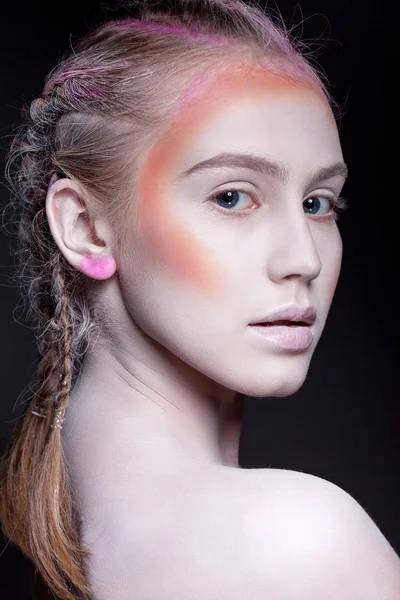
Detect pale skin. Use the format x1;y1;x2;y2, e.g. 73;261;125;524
46;63;400;599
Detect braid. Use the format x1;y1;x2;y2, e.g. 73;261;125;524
31;260;73;430
51;262;73;428
1;47;98;600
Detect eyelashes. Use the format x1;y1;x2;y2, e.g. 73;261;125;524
332;195;349;220
206;187;349;220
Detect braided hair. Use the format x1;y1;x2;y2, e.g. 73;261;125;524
0;1;337;598
1;74;101;600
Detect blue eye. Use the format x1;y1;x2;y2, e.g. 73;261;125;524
304;195;349;220
211;189;253;211
303;196;331;216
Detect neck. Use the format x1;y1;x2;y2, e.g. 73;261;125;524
66;338;245;470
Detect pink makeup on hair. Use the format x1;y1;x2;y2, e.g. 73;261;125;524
122;19;229;48
80;255;116;280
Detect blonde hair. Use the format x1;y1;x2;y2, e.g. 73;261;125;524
0;1;338;598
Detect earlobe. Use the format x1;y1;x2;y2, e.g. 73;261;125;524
80;255;117;280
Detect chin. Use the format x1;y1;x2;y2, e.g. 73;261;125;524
236;357;311;398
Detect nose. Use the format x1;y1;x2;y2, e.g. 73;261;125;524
266;212;322;284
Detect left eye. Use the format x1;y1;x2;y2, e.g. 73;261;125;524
303;196;332;216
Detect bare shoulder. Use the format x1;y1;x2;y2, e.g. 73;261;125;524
82;464;400;600
238;467;400;600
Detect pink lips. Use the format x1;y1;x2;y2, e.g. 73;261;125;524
248;303;316;350
249;323;314;351
249;304;317;327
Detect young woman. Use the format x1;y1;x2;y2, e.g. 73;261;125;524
1;1;399;599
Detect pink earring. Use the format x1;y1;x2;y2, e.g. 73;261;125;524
80;255;117;280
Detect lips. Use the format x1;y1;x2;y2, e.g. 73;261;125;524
249;304;317;326
254;320;307;326
249;320;314;350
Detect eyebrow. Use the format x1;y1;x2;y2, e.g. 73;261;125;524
178;152;348;187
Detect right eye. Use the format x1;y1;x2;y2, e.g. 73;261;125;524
207;188;257;213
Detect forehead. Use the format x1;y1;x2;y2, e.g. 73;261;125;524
143;64;339;182
172;61;330;125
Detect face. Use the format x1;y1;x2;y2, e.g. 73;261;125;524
118;63;346;397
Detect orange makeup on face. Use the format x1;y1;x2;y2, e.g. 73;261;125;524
135;63;326;300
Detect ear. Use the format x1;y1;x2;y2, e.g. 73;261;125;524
45;178;116;279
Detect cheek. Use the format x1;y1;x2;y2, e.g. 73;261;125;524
135;152;226;301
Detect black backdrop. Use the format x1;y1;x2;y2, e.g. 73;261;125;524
0;1;398;598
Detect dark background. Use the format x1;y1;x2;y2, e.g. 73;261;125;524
0;0;397;598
